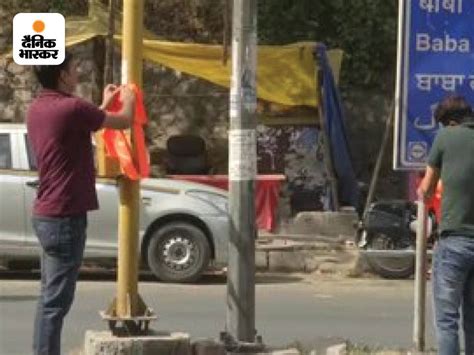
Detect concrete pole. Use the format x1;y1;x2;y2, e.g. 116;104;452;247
116;0;143;318
226;0;258;343
413;199;427;351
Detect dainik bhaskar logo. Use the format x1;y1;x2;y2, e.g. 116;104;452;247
13;13;65;65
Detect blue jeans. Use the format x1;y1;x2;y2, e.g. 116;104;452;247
433;235;474;355
32;214;87;355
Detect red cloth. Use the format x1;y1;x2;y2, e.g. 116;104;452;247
415;174;442;221
168;175;285;231
103;84;150;180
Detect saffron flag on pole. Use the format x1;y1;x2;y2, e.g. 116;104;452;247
103;84;150;180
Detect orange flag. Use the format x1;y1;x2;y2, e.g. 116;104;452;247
103;84;150;180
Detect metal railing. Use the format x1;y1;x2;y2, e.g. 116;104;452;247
413;199;428;351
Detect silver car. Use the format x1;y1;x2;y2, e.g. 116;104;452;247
0;123;229;282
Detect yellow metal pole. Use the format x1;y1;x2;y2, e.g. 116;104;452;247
116;0;143;318
101;0;155;332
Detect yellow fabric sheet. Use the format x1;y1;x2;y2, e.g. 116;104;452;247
140;39;342;107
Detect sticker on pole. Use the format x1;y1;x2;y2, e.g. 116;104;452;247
13;13;65;65
229;129;257;181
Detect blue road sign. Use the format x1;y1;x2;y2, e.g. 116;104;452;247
394;0;474;170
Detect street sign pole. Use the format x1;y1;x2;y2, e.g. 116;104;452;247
225;0;260;348
101;0;155;333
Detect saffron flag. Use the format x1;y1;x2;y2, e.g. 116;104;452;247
103;84;150;180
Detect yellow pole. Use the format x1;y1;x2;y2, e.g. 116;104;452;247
116;0;143;318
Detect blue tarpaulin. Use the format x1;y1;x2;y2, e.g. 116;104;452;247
315;44;360;211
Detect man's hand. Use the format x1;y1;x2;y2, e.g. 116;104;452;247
417;186;431;202
120;85;136;106
100;84;120;110
417;166;440;201
101;85;137;130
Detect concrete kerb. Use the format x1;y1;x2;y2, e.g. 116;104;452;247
81;332;306;355
192;338;226;355
192;337;302;355
325;342;347;355
289;211;359;237
255;238;361;276
83;330;191;355
255;210;363;276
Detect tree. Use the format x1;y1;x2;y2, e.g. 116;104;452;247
257;0;398;92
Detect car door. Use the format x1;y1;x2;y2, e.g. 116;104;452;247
23;133;119;257
86;179;120;255
0;131;28;250
22;132;41;250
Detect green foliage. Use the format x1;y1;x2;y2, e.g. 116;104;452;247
257;0;398;92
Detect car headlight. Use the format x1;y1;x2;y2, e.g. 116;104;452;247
186;190;228;214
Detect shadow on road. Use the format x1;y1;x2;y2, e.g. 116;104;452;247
193;273;304;285
0;295;38;302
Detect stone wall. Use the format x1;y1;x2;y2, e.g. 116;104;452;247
0;0;98;121
0;1;45;122
0;40;104;122
140;61;230;177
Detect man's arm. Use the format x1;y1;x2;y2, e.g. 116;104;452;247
100;85;136;130
417;165;440;201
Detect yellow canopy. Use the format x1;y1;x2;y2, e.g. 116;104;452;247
140;39;342;107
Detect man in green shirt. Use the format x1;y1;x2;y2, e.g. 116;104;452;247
418;95;474;355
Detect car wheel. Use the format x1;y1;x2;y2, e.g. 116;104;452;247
146;222;210;283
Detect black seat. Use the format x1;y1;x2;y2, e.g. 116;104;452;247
165;135;210;174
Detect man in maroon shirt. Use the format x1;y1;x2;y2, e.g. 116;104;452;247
26;52;136;355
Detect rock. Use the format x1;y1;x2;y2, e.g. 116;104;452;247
0;84;13;102
7;62;27;76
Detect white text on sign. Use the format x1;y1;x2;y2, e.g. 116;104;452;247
416;33;470;53
419;0;463;14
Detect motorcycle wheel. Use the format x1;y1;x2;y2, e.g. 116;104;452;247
365;233;415;279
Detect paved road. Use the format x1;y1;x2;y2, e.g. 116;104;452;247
0;271;436;354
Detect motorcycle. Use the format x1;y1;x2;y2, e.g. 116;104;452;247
356;200;437;279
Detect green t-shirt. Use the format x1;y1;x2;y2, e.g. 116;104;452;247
428;123;474;236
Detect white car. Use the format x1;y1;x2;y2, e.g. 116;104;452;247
0;123;229;282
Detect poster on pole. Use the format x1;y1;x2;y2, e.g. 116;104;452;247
229;129;257;181
394;0;474;170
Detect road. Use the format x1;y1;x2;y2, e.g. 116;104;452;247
0;271;436;354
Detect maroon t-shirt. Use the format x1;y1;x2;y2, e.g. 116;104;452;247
26;89;105;217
